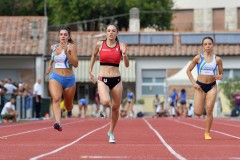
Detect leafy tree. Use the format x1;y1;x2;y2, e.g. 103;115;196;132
219;77;240;109
0;0;173;31
0;0;44;16
47;0;173;31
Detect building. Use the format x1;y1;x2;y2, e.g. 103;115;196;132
0;16;47;92
172;0;240;31
1;1;240;115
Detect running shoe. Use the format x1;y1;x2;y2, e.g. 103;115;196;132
204;132;212;140
3;119;9;123
100;111;106;118
108;131;116;143
67;111;72;118
54;122;62;131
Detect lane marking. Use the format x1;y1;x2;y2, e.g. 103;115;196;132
214;121;240;128
0;120;51;128
143;118;187;160
29;123;110;160
80;155;127;159
189;118;240;128
172;119;240;140
0;120;87;139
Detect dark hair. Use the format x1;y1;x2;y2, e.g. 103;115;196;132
58;26;74;43
106;24;119;42
181;89;185;93
202;36;214;45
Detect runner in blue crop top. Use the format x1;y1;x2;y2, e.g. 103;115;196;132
186;36;223;140
45;26;78;132
125;88;135;118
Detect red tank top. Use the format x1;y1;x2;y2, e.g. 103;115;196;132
99;40;122;67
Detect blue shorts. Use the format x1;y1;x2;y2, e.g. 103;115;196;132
49;72;75;89
80;99;87;105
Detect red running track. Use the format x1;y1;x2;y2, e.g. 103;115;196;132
0;117;239;160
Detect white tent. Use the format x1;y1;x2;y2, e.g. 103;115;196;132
166;61;198;85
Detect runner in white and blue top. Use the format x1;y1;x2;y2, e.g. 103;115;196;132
45;26;78;132
197;53;217;76
186;36;223;140
51;43;73;69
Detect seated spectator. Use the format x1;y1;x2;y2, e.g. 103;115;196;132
152;94;160;118
78;98;88;118
1;98;18;123
188;103;194;117
156;101;168;117
60;100;67;118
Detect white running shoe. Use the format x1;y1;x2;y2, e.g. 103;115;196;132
108;131;116;143
100;111;106;118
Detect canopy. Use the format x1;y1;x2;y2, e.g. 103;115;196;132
166;61;198;85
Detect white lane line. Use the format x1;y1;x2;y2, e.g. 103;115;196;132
189;118;240;128
172;119;240;140
29;123;110;160
229;157;240;159
143;118;187;160
214;121;240;128
0;120;85;139
80;155;127;159
0;120;52;128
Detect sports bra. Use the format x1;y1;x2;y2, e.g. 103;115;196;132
127;92;134;100
51;44;72;69
99;40;122;67
197;53;217;75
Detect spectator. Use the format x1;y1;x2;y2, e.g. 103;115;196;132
179;89;187;117
60;99;67;118
25;86;33;119
125;88;135;118
168;88;179;117
156;101;168;117
3;78;17;102
188;103;194;117
0;86;7;112
33;78;42;118
1;98;18;123
152;94;160;118
78;98;88;118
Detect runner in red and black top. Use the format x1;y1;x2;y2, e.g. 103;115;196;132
89;24;129;143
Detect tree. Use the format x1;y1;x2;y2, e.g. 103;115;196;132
0;0;173;31
47;0;173;31
0;0;44;16
219;77;240;109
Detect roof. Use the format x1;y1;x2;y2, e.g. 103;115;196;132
0;16;47;56
47;31;240;57
0;16;239;57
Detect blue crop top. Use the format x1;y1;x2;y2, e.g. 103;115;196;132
51;44;72;69
197;53;217;75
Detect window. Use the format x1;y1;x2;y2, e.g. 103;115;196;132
222;69;240;80
142;69;166;95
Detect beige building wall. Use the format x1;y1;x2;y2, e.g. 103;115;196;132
225;7;238;30
173;0;240;31
172;10;194;31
